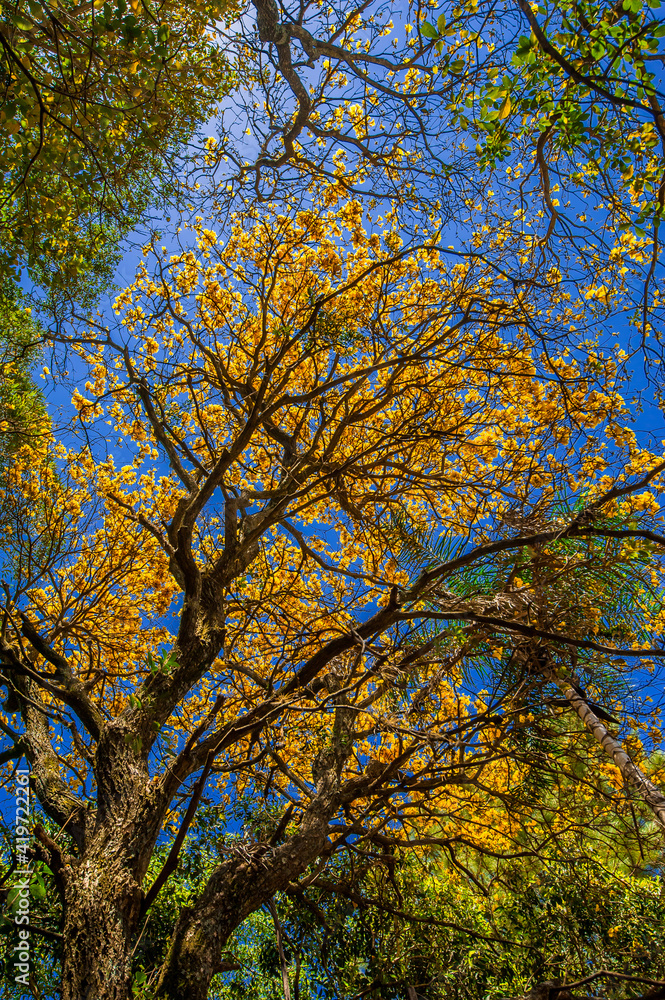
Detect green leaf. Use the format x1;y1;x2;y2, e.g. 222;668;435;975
421;21;438;39
30;874;46;900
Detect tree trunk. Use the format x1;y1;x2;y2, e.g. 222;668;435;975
554;673;665;836
155;853;277;1000
155;699;353;998
61;852;142;1000
62;852;141;1000
155;903;228;1000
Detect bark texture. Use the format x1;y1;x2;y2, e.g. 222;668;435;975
60;723;155;1000
555;675;665;835
61;855;142;1000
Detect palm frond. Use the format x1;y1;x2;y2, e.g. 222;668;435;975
387;508;466;580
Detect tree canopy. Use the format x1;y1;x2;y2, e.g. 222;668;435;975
0;0;237;297
2;1;665;999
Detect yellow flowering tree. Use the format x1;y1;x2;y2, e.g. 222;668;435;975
1;195;665;999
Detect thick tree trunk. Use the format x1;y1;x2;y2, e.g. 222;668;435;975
155;903;227;1000
60;724;151;1000
61;852;142;1000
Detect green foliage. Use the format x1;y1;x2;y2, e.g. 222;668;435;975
0;287;45;463
388;508;467;582
213;850;665;999
419;0;665;231
0;819;62;1000
3;797;664;998
0;0;238;299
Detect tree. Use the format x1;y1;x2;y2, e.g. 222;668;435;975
0;285;53;614
0;0;237;298
0;286;46;463
2;189;665;999
194;0;665;391
6;799;663;999
209;0;665;244
217;847;665;1000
